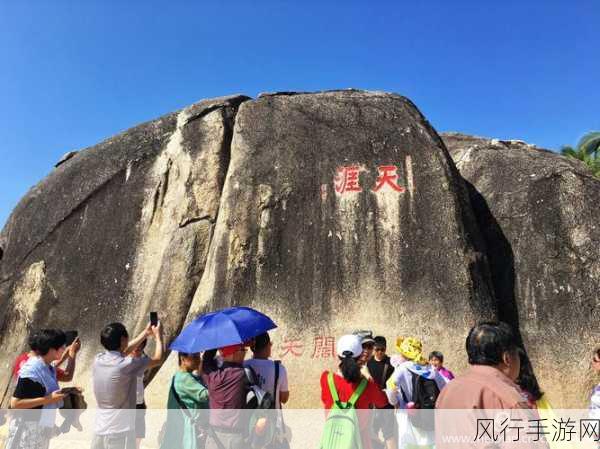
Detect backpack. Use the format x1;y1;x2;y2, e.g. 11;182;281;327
401;371;440;430
411;371;440;410
245;366;275;409
245;366;280;449
320;372;368;449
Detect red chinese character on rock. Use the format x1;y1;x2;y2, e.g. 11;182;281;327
335;166;363;194
279;340;304;358
373;165;405;192
312;336;336;359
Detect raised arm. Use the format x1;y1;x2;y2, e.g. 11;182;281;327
147;322;164;369
57;337;81;382
125;324;152;355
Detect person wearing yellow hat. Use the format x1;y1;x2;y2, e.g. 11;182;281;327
385;337;449;449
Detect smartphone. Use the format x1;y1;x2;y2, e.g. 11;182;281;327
150;312;158;327
64;331;78;346
58;387;79;395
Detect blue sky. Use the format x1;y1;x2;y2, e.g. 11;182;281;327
1;1;599;227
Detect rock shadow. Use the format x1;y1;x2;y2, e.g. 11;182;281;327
463;180;523;347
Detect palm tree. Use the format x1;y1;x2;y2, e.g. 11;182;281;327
561;131;600;178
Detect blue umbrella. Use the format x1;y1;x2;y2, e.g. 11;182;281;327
169;306;277;353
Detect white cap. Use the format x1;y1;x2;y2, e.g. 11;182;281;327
336;334;363;358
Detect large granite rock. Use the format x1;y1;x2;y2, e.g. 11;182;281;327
0;94;249;405
443;132;600;408
0;91;498;407
186;92;497;405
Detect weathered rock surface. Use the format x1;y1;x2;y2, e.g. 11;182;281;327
0;94;249;405
0;91;500;407
185;92;497;405
443;132;600;408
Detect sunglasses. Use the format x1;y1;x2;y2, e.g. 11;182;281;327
374;347;386;352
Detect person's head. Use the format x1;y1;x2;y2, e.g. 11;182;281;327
336;334;363;383
429;351;444;369
219;344;247;364
132;338;147;358
516;348;543;401
592;348;600;374
178;352;201;372
29;329;67;363
466;321;520;381
100;322;129;353
353;330;375;367
395;336;427;365
251;333;272;359
373;336;387;361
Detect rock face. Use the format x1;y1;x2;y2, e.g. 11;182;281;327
0;94;248;405
443;132;600;408
1;90;497;407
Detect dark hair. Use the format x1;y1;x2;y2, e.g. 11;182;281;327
516;348;543;401
100;323;128;351
595;348;600;359
466;321;519;366
429;351;444;363
178;352;200;366
252;333;270;353
374;336;387;348
178;352;190;365
339;351;362;383
29;329;67;356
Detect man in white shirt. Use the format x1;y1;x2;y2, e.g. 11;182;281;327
91;321;163;449
244;333;289;408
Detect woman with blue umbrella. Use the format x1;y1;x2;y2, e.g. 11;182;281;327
169;306;277;449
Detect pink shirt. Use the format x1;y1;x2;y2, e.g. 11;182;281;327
438;366;455;381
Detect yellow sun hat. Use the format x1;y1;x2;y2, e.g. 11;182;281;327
395;336;427;365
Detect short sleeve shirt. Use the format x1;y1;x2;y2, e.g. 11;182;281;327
243;359;289;408
320;371;389;449
92;351;150;435
12;352;64;380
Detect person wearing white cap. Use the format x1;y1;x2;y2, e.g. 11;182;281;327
320;335;390;449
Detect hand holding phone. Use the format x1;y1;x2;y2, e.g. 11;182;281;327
150;312;158;327
57;387;80;395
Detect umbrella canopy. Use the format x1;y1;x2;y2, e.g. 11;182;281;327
169;306;277;353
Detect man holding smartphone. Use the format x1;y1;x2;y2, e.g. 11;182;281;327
91;318;164;449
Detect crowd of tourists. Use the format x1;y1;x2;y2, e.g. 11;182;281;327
3;319;600;449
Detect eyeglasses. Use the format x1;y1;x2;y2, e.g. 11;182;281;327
374;348;386;352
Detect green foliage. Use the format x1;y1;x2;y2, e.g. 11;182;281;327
561;131;600;178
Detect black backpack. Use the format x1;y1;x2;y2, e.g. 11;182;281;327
400;372;440;430
411;372;440;409
244;366;275;409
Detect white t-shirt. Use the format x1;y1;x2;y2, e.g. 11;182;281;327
243;358;289;409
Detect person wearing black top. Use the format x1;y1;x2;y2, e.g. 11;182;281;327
7;329;71;449
367;337;394;389
367;336;396;449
